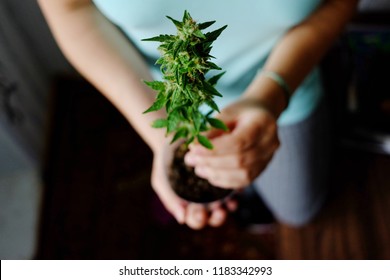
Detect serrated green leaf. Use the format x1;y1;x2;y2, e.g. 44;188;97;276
175;68;180;83
205;25;228;43
207;118;228;131
207;71;225;86
155;57;165;65
203;81;222;97
171;127;189;143
165;99;172;113
189;45;203;58
203;41;213;50
142;34;174;42
205;99;220;113
144;80;165;91
183;10;191;22
192;110;202;132
206;61;222;70
166;16;183;29
167;109;180;132
197;134;213;149
200;121;208;132
205;110;213;117
173;40;183;59
166;41;175;51
152;119;168;128
179;108;189;121
198;20;216;30
194;29;206;39
143;94;166;113
182;74;188;89
185;136;195;146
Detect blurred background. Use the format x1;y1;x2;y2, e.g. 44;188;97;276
0;0;390;260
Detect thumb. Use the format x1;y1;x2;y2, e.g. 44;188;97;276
151;153;187;224
205;109;237;140
153;179;186;224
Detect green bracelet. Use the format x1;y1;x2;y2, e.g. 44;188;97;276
262;70;292;107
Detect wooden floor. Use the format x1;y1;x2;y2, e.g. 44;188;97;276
277;150;390;259
37;78;390;260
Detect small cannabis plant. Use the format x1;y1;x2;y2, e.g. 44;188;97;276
143;10;228;149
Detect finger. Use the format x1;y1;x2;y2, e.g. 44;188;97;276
256;132;280;160
152;181;187;224
258;120;279;150
191;139;278;189
212;110;267;152
195;164;263;189
189;118;264;157
206;200;223;211
204;126;229;140
185;148;260;169
208;117;277;158
187;127;278;168
206;170;251;189
208;207;227;227
185;203;209;230
225;199;238;212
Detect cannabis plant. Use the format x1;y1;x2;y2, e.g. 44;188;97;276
143;10;228;149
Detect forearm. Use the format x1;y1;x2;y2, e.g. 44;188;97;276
37;0;166;153
243;0;358;118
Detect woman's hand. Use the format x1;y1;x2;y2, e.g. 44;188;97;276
184;99;280;189
151;141;237;230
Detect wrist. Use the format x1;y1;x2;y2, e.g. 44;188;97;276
261;70;292;107
242;72;289;119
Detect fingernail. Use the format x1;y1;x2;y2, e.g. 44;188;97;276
189;145;203;154
195;210;203;221
175;209;185;224
184;154;196;166
195;167;208;178
213;212;223;222
227;200;238;212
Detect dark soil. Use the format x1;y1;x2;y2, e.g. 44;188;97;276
169;144;233;203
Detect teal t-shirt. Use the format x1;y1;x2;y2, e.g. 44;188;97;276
93;0;324;125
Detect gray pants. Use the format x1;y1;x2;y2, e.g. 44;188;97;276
253;99;331;227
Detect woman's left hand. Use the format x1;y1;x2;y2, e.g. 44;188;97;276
151;140;238;230
185;99;280;189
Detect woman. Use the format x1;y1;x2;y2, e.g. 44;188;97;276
37;0;358;230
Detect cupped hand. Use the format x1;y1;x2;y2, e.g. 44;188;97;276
184;98;280;189
151;141;237;230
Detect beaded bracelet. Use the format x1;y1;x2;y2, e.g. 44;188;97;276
262;70;292;108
